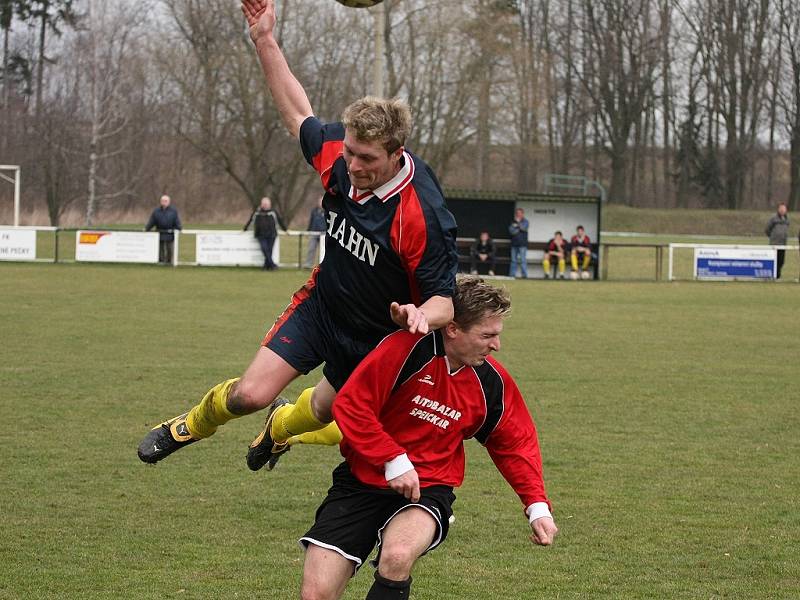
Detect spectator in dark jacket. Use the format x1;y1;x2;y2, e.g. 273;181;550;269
470;231;496;275
145;195;182;264
303;197;327;268
508;208;529;279
244;196;287;270
765;202;789;279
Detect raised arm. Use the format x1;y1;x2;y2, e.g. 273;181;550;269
241;0;313;137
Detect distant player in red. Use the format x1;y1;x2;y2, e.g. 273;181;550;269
299;277;558;600
570;225;592;279
543;231;567;279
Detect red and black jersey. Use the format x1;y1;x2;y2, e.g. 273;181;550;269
332;329;551;511
570;234;591;249
545;238;566;254
300;117;458;341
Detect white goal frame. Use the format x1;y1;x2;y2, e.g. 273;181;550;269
0;165;21;226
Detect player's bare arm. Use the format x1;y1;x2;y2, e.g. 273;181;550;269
530;516;558;546
241;0;312;137
390;295;454;335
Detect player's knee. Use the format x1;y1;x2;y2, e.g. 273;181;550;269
300;581;337;600
310;387;334;422
228;378;270;415
377;543;416;580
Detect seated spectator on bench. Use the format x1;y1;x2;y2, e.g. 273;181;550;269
470;231;496;276
570;225;592;280
543;231;567;279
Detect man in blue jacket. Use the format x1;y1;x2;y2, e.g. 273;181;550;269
508;207;529;278
145;195;182;264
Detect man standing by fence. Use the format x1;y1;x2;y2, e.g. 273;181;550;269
244;196;286;270
508;208;529;279
303;197;326;268
145;195;182;264
765;202;789;279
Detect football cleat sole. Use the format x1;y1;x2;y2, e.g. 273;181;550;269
137;413;198;464
246;397;291;472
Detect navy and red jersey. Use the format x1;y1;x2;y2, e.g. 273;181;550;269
570;234;591;250
299;117;458;341
332;329;551;512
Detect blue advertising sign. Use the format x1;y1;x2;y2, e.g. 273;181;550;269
694;247;777;280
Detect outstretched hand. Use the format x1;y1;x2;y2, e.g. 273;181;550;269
241;0;276;44
530;517;558;546
390;302;430;335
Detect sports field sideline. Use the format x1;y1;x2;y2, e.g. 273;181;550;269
1;262;798;599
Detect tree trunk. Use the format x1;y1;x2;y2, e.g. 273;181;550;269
790;126;800;212
36;5;47;117
2;24;9;154
86;0;98;226
608;150;628;205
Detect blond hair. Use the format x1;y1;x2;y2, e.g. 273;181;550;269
341;96;412;153
452;275;511;330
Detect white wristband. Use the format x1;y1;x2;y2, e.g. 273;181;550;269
526;502;552;524
384;453;414;481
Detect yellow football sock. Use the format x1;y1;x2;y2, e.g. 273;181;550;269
558;258;566;275
571;253;579;271
582;254;591;270
542;257;551;275
270;387;325;443
185;378;239;439
287;422;343;447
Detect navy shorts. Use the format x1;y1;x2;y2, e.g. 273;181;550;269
262;269;384;390
299;462;455;573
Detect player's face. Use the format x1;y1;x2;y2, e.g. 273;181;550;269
342;132;403;191
447;314;503;369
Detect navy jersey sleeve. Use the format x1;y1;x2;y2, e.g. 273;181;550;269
415;198;458;301
390;160;457;302
299;116;345;192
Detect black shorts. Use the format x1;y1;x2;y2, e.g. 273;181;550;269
299;462;456;573
262;271;383;390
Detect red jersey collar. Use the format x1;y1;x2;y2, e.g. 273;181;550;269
348;151;415;205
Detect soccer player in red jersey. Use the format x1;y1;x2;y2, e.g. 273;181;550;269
137;0;458;469
542;231;567;279
570;225;593;278
299;277;558;600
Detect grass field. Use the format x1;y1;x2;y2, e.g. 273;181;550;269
1;263;799;599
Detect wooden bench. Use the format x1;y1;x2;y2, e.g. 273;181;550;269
456;237;598;278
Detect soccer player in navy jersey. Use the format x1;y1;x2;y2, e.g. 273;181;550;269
137;0;458;468
298;276;558;600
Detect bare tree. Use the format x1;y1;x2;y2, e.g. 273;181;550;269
83;0;152;225
578;0;662;204
776;0;800;211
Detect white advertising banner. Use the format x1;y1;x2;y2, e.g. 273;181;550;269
515;200;599;243
75;231;159;263
694;247;776;280
196;232;279;266
0;228;36;261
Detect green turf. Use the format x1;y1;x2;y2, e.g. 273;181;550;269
1;263;798;599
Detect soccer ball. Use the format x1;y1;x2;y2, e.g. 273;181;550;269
570;271;579;280
581;271;591;280
334;0;384;7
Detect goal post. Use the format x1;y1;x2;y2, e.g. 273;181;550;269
0;165;21;226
